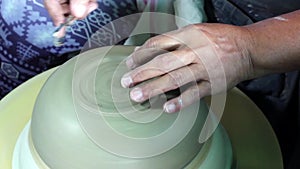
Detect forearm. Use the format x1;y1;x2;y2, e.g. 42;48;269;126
245;10;300;78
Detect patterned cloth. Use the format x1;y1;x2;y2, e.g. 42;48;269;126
0;0;137;99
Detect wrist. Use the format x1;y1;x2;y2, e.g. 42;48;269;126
242;24;274;79
234;26;257;82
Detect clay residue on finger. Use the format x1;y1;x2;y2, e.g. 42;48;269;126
273;16;288;22
53;26;66;47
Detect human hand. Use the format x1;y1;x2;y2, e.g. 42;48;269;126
44;0;98;26
44;0;98;36
121;23;255;113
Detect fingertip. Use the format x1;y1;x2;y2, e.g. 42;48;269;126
163;103;176;113
163;99;181;113
130;87;144;102
121;73;133;88
125;56;136;69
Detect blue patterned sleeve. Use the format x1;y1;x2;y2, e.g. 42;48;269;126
0;0;137;99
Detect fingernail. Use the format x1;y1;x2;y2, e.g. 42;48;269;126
121;73;133;88
164;103;177;113
130;88;144;102
126;57;135;69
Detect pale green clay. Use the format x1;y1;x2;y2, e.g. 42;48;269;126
30;46;232;169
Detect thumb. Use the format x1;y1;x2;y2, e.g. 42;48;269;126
44;0;66;26
70;0;98;19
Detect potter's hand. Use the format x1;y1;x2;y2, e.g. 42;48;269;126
44;0;98;26
121;24;254;113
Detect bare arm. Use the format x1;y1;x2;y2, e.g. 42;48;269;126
246;10;300;77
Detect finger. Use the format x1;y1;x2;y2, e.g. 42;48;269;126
61;3;71;15
121;49;198;88
163;82;211;113
44;0;65;26
142;32;182;49
129;64;207;102
70;0;98;19
53;26;66;38
125;33;182;69
126;25;211;69
126;47;168;69
87;2;98;14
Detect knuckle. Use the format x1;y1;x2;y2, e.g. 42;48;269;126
143;34;169;49
185;24;197;31
132;71;145;82
132;49;152;64
167;71;184;88
131;68;154;83
157;53;172;64
180;49;195;62
144;37;160;48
